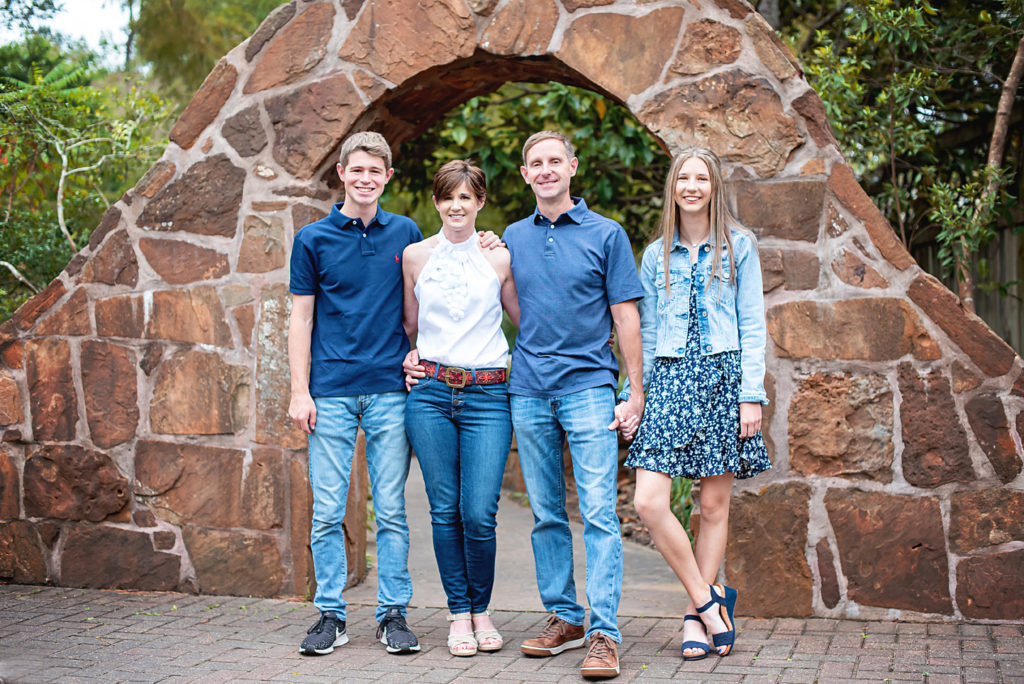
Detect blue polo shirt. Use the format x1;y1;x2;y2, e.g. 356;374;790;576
504;197;643;398
290;203;422;397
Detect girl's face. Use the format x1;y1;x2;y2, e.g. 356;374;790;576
673;156;713;217
433;181;484;232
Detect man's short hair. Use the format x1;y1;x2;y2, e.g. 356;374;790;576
339;131;392;169
522;130;575;165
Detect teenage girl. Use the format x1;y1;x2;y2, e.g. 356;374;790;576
620;147;771;660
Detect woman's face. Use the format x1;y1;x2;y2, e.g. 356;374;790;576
433;181;485;232
673;156;713;217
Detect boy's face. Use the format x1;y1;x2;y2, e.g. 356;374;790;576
337;150;393;210
520;137;578;204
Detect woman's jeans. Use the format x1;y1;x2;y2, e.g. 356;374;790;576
405;377;512;614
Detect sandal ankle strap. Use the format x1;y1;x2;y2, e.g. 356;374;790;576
447;612;472;621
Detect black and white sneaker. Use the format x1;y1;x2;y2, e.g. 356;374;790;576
376;606;420;654
300;611;348;655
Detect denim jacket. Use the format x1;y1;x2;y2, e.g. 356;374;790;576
622;229;768;405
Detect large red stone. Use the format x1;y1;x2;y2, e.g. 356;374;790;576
825;489;951;614
137;155;245;237
670;19;742;75
956;549;1024;620
237;216;286;273
135;160;176;198
169;59;238;150
35;287;91;335
760;247;819;291
254;284;307;449
139;238;229;285
828;164;914;270
245;3;335;93
24;338;77;441
23;445;129;522
0;520;47;583
146;286;232;347
745;13;799;80
0;447;19;518
480;0;557;56
94;294;144;338
767;299;938;361
134;440;245;527
949;488;1024;553
150;350;250;435
0;370;22;427
788;372;893;482
81;340;138;448
908;273;1016;378
81;229;139;287
244;447;286;530
182;525;284;596
732;179;823;242
60;524;181;591
965;394;1022;483
831;248;889;289
266;73;362;180
726;482;813;617
559;8;683;100
640;71;802;178
816;539;840;609
245;1;297;61
222;105;268;158
338;0;476;86
897;363;974;487
13;279;66;331
792;90;837;148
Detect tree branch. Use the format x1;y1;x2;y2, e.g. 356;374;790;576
0;260;39;293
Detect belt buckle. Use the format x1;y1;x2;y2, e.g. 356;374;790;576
444;367;469;388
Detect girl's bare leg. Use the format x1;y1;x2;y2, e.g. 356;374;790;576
682;473;734;648
634;468;728;655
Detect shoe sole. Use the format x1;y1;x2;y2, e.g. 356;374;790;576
299;631;349;655
380;634;421;654
581;664;620;679
520;636;586;656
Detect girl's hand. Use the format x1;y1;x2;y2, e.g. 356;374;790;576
739;402;761;438
403;349;425;390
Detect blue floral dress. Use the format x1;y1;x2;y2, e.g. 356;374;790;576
626;262;771;480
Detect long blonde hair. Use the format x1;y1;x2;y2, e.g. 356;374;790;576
657;147;738;294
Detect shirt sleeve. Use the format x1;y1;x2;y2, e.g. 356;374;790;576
604;223;644;305
289;229;318;295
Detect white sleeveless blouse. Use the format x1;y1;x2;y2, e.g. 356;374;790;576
414;231;509;369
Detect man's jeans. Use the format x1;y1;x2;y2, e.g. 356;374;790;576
405;377;512;614
510;386;623;643
308;392;412;621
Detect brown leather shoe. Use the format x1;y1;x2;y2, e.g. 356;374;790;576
580;634;619;679
520;615;586;656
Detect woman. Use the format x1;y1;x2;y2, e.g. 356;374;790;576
622;147;771;660
401;159;519;657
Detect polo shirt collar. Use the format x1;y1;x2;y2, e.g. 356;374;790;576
532;196;588;225
330;203;393;229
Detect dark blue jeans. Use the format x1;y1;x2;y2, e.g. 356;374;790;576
405;377;512;614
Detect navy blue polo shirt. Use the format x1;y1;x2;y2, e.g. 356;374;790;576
504;197;643;398
290;203;422;397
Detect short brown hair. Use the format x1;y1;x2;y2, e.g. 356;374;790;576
432;159;487;201
339;131;392;168
521;130;575;165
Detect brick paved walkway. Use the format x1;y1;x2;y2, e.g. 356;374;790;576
1;584;1021;683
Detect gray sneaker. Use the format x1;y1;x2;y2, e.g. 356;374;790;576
300;611;348;655
376;606;420;654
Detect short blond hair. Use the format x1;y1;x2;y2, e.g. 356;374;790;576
521;130;575;165
339;131;392;169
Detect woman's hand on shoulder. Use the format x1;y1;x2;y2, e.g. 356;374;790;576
478;230;506;250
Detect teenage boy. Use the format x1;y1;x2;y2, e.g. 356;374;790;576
503;130;645;679
288;131;422;656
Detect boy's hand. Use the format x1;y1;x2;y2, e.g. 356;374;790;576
478;230;505;250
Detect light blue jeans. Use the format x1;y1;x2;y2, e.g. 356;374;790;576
510;386;623;643
405;377;512;614
308;392;412;621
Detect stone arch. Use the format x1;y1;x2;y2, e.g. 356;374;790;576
0;0;1021;620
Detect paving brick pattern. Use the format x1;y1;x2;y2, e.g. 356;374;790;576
1;585;1022;683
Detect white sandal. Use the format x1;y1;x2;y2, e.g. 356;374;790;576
447;612;478;657
472;609;503;652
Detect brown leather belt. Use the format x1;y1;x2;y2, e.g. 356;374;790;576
420;360;507;388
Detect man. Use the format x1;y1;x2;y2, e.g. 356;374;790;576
288;131;421;656
504;130;645;679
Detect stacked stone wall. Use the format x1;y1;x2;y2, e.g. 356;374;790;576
0;0;1021;620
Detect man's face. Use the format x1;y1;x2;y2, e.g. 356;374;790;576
520;137;578;203
337;150;393;210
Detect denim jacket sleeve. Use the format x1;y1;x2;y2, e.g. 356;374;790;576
619;241;660;402
734;232;768;404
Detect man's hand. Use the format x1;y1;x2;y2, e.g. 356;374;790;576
289;393;317;434
739;402;762;438
608;395;644;441
477;230;505;250
403;348;426;390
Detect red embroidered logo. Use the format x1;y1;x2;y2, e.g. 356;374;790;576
395;254;399;263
